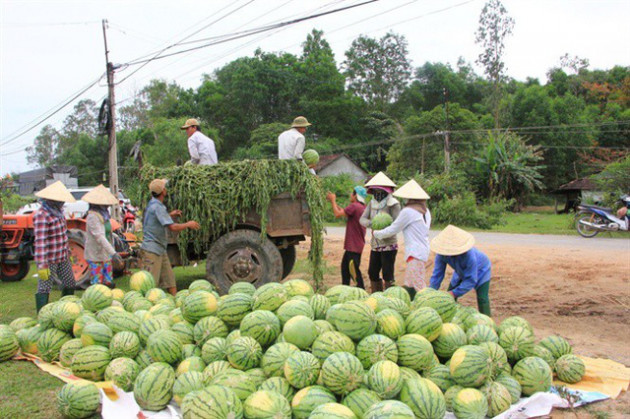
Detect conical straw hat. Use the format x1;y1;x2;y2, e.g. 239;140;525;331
82;184;118;205
393;179;430;200
365;172;397;188
35;181;76;203
430;225;475;256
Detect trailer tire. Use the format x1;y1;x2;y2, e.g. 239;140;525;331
280;245;296;279
0;259;29;282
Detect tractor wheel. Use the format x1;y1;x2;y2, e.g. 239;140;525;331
0;259;29;282
67;229;91;289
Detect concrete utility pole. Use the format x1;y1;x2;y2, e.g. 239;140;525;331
102;19;121;220
443;88;450;173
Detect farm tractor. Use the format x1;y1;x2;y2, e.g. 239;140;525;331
1;213;137;288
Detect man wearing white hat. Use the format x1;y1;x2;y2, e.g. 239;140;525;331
33;181;78;312
428;225;492;315
278;116;311;160
181;118;218;165
373;179;431;300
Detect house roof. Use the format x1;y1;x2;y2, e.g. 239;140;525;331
314;153;366;174
552;178;597;194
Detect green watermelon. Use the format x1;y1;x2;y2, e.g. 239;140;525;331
51;302;82;332
311;331;355;365
337;287;369;304
341;388;382;418
129;270;156;295
486;381;513;417
452;388;488;419
229;281;257;296
146;329;183;365
412;291;457;323
109;331;141;359
532;344;556;371
10;317;37;332
134;362;176;411
376;309;406;340
400;366;422;381
405;307;443;341
310;403;356;419
201;360;231;385
397;334;434;371
432;323;467;359
449;345;491;388
82;284;113;311
181;344;201;359
538;335;572;360
283;315;318;350
302;149;320;166
226;336;263;370
188;279;214;293
314;319;335;334
96;306;124;324
498;326;535;363
479;341;510;379
176;356;206;376
260;376;295;400
107;311;140;334
226;329;242;345
371;212;393;231
367;360;403;399
321;351;364;395
211;369;257;401
72;314;97;338
134;349;153;370
0;329;19;362
423;364;455;393
172;371;205;405
498;315;533;335
122;290;143;311
80;322;113;347
144;287;167;304
59;338;83;368
466;324;498;345
309;294;331;320
325;285;353;305
71;345;111;381
283;279;314;298
444;385;464;412
400;377;446;419
284;351;320;389
216;292;252;328
17;325;44;355
38;301;58;329
240;310;281;347
276;300;314;325
330;301;376;341
291;386;337;419
495;372;522;404
105;357;140;391
181;385;243;419
356;334;398;369
38;328;72;362
261;342;300;377
201;337;227;364
512;356;553;396
243;390;291;419
171;321;195;345
181;291;218;323
192;315;228;346
131;298;153;312
56;382;100;419
555;354;585;384
168;308;184;324
252;283;288;311
138;317;170;345
364;400;415;419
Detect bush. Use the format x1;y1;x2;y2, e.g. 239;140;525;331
592;155;630;206
1;193;35;213
320;174;365;223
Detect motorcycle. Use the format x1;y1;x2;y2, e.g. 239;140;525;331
121;201;137;233
575;195;630;238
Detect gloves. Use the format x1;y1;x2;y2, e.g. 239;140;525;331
37;268;50;281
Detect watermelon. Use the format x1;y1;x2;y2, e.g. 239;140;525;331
193;315;228;346
131;298;153;312
479;341;510;379
226;336;263;370
260;377;295;401
181;385;243;419
96;306;124;324
50;302;81;333
367;360;403;399
243;390;291;419
291;386;337;419
229;281;257;296
122;290;143;311
404;307;443;342
555;354;585;384
135;349;153;370
412;291;457;323
330;301;377;341
302;149;320;166
261;342;300;377
134;362;176;411
138;317;170;345
397;334;434;371
107;311;140;334
216;292;252;327
309;294;331;320
310;403;356;419
38;328;72;362
252;283;288;311
145;287;167;304
432;323;467;359
466;324;498;345
314;320;335;334
181;291;218;323
188;279;214;293
108;331;140;359
72;314;97;338
325;285;353;305
202;360;231;385
171;321;195;345
449;345;491;388
342;388;382;418
201;337;228;364
172;371;205;405
383;286;412;305
111;288;125;302
376;309;405;340
284;279;314;298
182;344;201;359
284;351;320;389
495;372;522;404
532;344;556;371
444;385;464;412
129;270;156;294
538;335;572;360
59;338;83;368
364;400;415;419
499;315;533;335
400;366;422;381
80;322;113;347
146;329;183;365
226;329;242;345
451;306;476;330
498;326;535;362
168;308;184;324
380;297;411;318
149;303;172;316
71;345;111;381
176;356;206;376
240;310;281;347
320;351;364;395
423;364;454;393
512;356;553;396
311;331;355;365
486;381;513;417
82;284;113;312
337;287;369;304
56;382;100;419
0;329;19;362
356;334;398;369
37;301;58;329
276;300;314;325
105;357;140;391
17;325;44;355
452;388;488;419
283;315;318;350
371;212;393;231
399;377;446;419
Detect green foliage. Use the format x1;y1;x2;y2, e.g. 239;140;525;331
320;174;363;223
0;193;35;213
592;156;630;205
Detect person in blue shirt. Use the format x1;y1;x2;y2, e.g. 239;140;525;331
428;225;492;316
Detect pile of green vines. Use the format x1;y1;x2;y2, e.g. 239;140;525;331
138;160;326;289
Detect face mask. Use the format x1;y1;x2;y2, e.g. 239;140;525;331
372;190;388;202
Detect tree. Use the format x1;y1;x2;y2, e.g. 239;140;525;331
475;0;514;128
26;125;60;167
343;32;412;111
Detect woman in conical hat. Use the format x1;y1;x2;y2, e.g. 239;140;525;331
33;181;77;312
373;179;431;300
428;225;492;315
360;172;401;292
82;185;122;288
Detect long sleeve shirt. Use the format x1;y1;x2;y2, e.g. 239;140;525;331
188;131;218;165
33;208;69;266
429;247;491;298
278;128;305;160
359;196;401;249
373;207;431;261
84;211;116;262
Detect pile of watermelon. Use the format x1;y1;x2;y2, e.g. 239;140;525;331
0;271;587;419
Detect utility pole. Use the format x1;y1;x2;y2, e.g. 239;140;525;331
102;19;121;220
443;88;450;173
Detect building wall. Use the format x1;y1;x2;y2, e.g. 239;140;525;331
318;158;367;182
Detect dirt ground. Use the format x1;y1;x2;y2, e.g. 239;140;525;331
291;235;630;417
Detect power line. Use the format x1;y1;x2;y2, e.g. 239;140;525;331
2;20;100;28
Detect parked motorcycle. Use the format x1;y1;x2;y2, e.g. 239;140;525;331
121;201;137;233
575;195;630;238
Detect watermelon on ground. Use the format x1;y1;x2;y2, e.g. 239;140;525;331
109;331;141;359
134;362;176;411
432;323;467;359
291;386;337;419
376;309;406;340
399;377;446;419
405;307;443;341
181;385;243;419
452;388;488;419
486;381;513;417
512;356;553;396
538;335;572;360
555;354;585;384
364;400;415;419
341;388;382;418
495;372;522;404
146;329;183;365
311;331;355;365
240;310;281;347
38;328;72;362
283;315;318;350
367;360;403;399
261;342;300;377
243;390;292;419
71;345;112;381
320;352;364;396
284;351;320;389
0;329;20;362
356;334;398;369
59;338;83;368
105;357;140;392
56;382;100;419
397;334;434;371
226;336;263;370
449;345;491;388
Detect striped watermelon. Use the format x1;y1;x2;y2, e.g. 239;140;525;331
325;304;343;324
82;284;113;312
479;341;510;379
449;345;491;387
341;388;382;418
16;325;44;355
451;306;476;329
171;321;195;345
284;279;314;298
226;336;263;370
201;360;231;385
247;367;268;388
240;310;281;347
291;295;309;303
181;291;218;323
146;329;183;364
216;292;253;327
512;356;553;396
444;385;464;412
311;331;355;365
56;382;100;419
129;270;156;295
336;287;369;304
134;362;176;411
38;328;72;362
276;300;314;325
495;372;522;404
498;315;533;335
148;303;172;316
131;298;153;312
189;279;214;293
193;315;228;346
168;308;184;324
486;381;512;417
172;371;205;405
176;356;206;376
145;287;167;304
96;306;124;324
243;390;292;419
467;312;497;332
466;324;498;345
320;351;364;395
364;400;415;419
400;366;422;381
9;317;37;332
379;297;411;319
397;334;434;371
105;357;140;391
423;364;454;392
111;288;125;302
432;323;467;359
325;285;353;305
412;290;457;322
284;351;321;389
405;307;443;342
555;354;585;384
260;377;296;401
291;386;337;419
330;301;376;341
122;290;143;311
201;337;228;364
81;322;113;347
314;320;335;334
262;342;300;377
70;314;95;339
134;349;153;370
181;385;243;419
383;286;412;305
51;302;82;333
252;283;288;311
71;345;111;381
367;360;403;398
0;329;19;362
532;344;556;371
37;301;58;329
400;377;446;419
226;329;242;345
138;317;170;345
538;335;572;360
371;212;393;231
59;338;83;368
376;309;405;340
309;403;356;419
107;311;139;334
229;281;257;296
283;315;318;350
182;344;201;359
356;334;398;369
452;388;488;419
498;326;535;363
309;294;331;320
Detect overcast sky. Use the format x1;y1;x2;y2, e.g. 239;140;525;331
1;0;629;176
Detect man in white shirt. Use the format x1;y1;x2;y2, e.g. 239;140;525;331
181;118;218;165
278;116;312;160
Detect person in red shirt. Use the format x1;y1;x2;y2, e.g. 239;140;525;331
326;186;368;289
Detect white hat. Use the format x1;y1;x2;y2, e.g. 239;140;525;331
430;225;475;256
365;172;397;188
35;181;76;203
82;184;118;205
393;179;430;200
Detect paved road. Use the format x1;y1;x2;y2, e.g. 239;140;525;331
324;226;630;251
